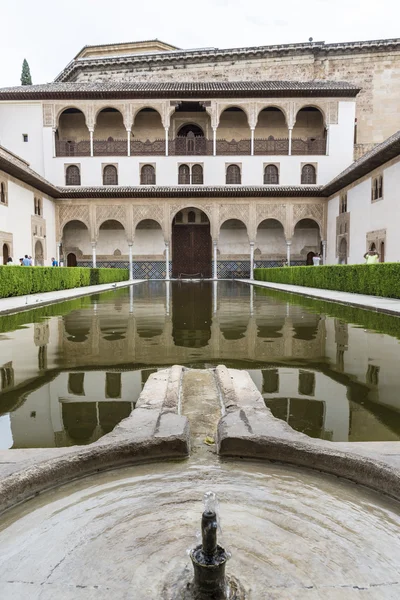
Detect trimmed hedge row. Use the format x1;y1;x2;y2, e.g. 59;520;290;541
254;263;400;299
0;266;129;299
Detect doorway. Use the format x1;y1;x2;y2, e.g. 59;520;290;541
67;252;77;267
172;208;212;278
2;243;9;265
35;240;44;266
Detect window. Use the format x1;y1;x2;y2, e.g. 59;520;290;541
68;373;85;396
22;134;28;142
340;192;347;214
34;197;42;216
106;372;121;398
103;164;118;185
178;164;190;185
140;164;156;185
301;164;316;184
65;165;81;186
175;211;183;223
372;175;383;201
192;164;203;185
188;210;196;223
264;164;279;185
0;182;6;204
366;364;380;386
226;164;241;184
178;164;203;185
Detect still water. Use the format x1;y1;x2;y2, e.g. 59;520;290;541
1;280;400;448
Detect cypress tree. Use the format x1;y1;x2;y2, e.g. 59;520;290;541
20;59;32;85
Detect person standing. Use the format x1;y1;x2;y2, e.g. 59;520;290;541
28;256;33;266
22;255;30;266
364;250;379;264
312;254;321;266
51;257;58;266
6;257;14;265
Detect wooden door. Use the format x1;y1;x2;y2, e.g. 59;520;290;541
172;224;211;278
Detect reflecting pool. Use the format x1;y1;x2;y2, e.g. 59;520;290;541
1;280;400;448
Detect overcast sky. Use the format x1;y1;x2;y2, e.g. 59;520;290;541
1;0;399;87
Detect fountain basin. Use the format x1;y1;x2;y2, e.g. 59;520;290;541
1;460;400;599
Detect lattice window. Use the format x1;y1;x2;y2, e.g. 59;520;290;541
140;164;156;185
188;210;196;223
340;192;347;214
175;211;183;223
226;164;241;184
178;164;190;185
103;165;118;186
0;182;6;204
192;164;203;185
371;177;381;201
378;175;383;199
301;164;316;184
65;165;81;186
264;164;279;185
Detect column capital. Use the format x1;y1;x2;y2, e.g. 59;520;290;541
128;241;133;247
91;241;97;248
286;240;292;246
322;240;327;246
250;240;255;247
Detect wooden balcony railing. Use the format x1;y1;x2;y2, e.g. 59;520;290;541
56;137;327;157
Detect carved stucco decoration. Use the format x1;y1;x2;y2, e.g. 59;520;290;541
132;204;165;231
43;104;55;128
255;101;290;127
256;203;287;228
96;205;128;233
58;204;90;239
219;204;250;234
170;202;213;223
293;99;331;127
293;203;324;235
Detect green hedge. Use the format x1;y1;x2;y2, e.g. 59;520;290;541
254;263;400;299
0;266;129;299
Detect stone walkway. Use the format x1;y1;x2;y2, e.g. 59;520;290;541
0;279;146;315
243;279;400;316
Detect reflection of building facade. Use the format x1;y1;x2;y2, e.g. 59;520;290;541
1;38;400;271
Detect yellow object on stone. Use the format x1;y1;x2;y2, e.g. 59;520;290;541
204;436;215;446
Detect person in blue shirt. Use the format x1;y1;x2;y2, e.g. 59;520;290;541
22;255;30;266
51;257;59;266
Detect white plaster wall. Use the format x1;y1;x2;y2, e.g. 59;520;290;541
219;227;249;254
328;159;400;265
132;228;165;256
0;177;56;264
97;229;129;255
255;227;286;254
0;103;44;174
291;228;320;254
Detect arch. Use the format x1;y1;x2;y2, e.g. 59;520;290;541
378;175;383;198
132;105;163;124
133;219;164;264
94;107;126;142
264;164;279;185
294;104;327;127
65;165;81;186
226;164;241;185
94;105;124;122
293;218;321;262
192;164;204;185
338;238;347;264
293;217;322;236
218;104;250;123
61;218;90;235
34;240;44;266
56;106;88;128
256;219;286;259
103;164;118;185
188;210;196;223
2;243;10;265
380;241;385;263
171;204;212;227
140;164;156;185
256;104;288;126
98;220;127;256
370;242;376;251
62;402;97;444
177;123;204;137
178;164;190;185
67;252;77;267
301;164;316;184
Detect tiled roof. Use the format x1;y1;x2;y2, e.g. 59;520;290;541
324;130;400;196
0;147;59;197
56;37;400;82
56;185;325;199
0;80;360;100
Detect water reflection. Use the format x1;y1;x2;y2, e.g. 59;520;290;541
1;281;400;447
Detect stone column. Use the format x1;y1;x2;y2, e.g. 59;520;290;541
91;242;97;268
213;240;218;280
56;242;61;266
250;128;255;156
166;281;171;316
127;130;131;157
165;128;169;157
128;243;133;280
286;240;292;266
213;280;218;314
129;285;134;314
288;127;293;156
165;241;170;280
212;127;217;156
322;240;327;265
250;285;254;316
89;129;94;157
250;241;255;279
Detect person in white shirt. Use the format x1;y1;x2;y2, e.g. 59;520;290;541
312;254;321;266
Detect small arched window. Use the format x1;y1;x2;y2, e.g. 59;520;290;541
65;165;81;186
372;178;379;201
192;164;204;185
103;164;118;186
34;197;42;216
264;164;279;185
340;192;347;214
178;164;190;185
301;164;316;184
188;210;196;223
0;182;6;204
175;211;183;223
140;164;156;185
226;164;241;185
